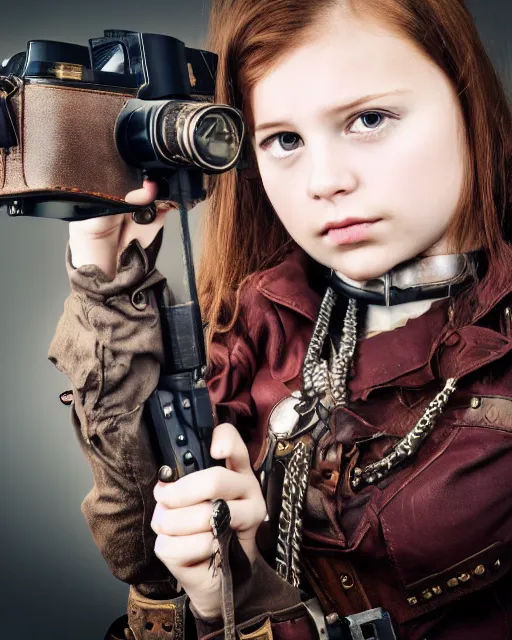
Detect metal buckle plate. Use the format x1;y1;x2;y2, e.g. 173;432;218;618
345;608;398;640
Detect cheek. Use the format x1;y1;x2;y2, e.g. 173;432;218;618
258;163;304;228
374;109;465;227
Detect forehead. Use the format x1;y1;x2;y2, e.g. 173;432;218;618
251;10;439;123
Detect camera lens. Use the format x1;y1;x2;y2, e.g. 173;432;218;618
192;110;241;169
156;101;244;172
119;99;244;172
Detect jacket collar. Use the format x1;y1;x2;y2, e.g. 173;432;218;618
256;246;322;323
255;242;512;400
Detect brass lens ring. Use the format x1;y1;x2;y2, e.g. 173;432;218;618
181;103;245;172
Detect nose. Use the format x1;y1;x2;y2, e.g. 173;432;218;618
306;140;359;201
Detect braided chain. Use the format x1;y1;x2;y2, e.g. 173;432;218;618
276;290;358;587
352;377;458;488
330;298;358;406
275;439;312;587
302;287;337;397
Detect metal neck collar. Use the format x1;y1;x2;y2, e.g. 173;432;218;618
329;252;479;307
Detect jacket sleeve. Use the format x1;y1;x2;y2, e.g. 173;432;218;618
48;230;177;599
49;240;319;638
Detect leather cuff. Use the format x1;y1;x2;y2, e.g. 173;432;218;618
125;587;189;640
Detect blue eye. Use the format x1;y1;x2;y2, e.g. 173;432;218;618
349;110;391;136
260;131;303;159
361;112;383;128
277;132;301;150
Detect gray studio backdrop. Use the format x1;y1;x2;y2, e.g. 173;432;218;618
0;1;510;639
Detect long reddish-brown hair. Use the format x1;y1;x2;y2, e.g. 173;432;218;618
198;0;512;338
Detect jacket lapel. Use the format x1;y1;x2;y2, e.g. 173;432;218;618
255;243;512;400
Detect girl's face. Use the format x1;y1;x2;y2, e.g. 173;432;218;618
251;9;468;281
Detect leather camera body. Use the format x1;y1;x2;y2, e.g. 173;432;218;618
0;72;140;218
0;31;242;221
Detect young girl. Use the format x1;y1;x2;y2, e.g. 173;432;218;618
49;0;512;638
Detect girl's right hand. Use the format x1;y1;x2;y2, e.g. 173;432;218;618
151;423;268;618
68;180;175;278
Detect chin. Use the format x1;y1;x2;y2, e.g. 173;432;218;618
326;255;396;283
323;239;429;282
306;240;420;282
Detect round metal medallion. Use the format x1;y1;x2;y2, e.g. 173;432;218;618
268;391;302;438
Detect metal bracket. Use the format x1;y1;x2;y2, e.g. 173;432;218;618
344;608;398;640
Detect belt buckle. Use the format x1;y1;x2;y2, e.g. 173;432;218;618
345;608;397;640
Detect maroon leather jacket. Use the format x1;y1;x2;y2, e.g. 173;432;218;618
49;236;512;639
205;243;512;639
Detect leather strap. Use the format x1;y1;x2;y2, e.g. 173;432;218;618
301;553;373;618
210;499;236;640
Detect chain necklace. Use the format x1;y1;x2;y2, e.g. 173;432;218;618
275;287;457;588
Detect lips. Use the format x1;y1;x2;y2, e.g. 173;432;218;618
321;217;379;235
322;217;382;246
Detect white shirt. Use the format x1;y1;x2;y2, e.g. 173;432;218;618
334;270;446;339
364;299;444;338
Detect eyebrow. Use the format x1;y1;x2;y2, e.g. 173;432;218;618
254;90;409;133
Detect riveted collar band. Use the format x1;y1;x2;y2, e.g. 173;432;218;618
329;252;479;307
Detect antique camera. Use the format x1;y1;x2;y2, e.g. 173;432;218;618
0;30;244;221
0;31;245;476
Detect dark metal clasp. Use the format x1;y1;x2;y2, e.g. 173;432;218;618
302;600;397;640
344;608;398;640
